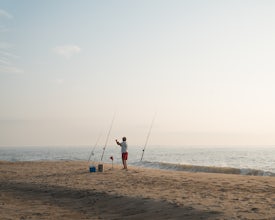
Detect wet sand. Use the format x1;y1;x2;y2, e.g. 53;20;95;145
0;161;275;219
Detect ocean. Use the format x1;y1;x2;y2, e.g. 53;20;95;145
1;145;274;176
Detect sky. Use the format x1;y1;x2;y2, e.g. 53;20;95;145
1;0;275;146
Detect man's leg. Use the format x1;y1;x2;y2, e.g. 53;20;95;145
124;160;127;170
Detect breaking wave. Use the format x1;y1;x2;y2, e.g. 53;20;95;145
136;161;275;177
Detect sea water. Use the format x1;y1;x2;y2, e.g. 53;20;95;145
0;145;274;176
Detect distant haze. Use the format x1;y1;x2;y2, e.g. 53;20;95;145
1;1;275;146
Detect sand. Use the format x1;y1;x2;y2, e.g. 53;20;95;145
0;161;275;220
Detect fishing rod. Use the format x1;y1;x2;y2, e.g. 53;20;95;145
140;112;156;161
100;113;116;161
87;133;102;163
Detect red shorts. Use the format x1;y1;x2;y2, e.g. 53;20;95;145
122;152;128;160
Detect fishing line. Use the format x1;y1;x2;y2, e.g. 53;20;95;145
87;133;102;163
140;112;156;161
100;112;116;161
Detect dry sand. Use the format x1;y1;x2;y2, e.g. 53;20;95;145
0;161;275;220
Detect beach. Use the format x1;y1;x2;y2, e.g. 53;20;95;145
0;161;274;219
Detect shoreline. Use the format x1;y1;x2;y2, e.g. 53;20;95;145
1;161;275;219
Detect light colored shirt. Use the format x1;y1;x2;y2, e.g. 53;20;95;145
121;141;128;153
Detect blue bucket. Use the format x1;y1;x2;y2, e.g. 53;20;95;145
89;166;96;172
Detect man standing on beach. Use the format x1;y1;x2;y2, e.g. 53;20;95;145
115;137;128;170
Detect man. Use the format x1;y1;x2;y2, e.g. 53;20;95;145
115;137;128;170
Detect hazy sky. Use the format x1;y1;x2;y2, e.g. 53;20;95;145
1;0;275;146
